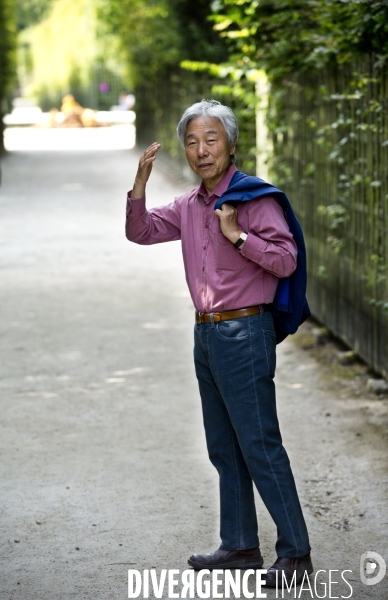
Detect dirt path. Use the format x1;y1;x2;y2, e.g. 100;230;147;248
0;143;387;599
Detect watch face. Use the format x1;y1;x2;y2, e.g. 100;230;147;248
241;232;248;241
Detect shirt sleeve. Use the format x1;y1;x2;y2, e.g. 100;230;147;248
239;196;298;278
126;191;181;245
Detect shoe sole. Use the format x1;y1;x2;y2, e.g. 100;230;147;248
264;563;314;588
188;556;264;571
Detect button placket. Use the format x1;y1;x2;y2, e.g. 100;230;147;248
201;203;211;307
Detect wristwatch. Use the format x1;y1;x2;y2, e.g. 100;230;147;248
233;231;248;249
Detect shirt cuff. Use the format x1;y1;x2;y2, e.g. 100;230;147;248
239;232;267;263
126;191;146;218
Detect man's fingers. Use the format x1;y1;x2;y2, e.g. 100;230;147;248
139;143;161;171
142;156;156;166
143;142;161;158
132;143;161;197
214;204;236;219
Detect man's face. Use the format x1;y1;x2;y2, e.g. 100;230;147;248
184;117;235;193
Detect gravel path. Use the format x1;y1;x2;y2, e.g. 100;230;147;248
0;141;387;599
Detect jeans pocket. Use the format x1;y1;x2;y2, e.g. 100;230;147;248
216;318;251;341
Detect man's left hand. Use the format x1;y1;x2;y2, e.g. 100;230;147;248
214;203;242;245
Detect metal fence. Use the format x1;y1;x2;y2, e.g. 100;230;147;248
275;60;388;377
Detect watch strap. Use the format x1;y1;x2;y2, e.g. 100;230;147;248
233;232;248;248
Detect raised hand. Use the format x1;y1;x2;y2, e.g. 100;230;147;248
132;142;161;199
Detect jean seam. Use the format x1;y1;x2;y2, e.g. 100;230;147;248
227;418;243;550
263;329;272;376
248;318;299;553
263;330;276;378
205;325;243;550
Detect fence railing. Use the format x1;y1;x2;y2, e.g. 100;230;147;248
274;61;388;377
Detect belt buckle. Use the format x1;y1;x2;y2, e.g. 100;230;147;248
196;312;204;324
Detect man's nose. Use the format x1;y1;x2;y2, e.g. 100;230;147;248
197;142;209;157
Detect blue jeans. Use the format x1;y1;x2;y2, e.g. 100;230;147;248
194;309;311;558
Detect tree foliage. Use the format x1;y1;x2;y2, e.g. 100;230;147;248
211;0;388;79
20;0;98;99
0;0;16;94
18;0;128;110
0;0;17;152
100;0;227;86
15;0;54;30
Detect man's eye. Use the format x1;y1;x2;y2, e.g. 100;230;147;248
207;139;216;143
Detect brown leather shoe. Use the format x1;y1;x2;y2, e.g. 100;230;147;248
188;547;263;571
263;554;313;587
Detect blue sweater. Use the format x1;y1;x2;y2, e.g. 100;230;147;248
214;170;310;344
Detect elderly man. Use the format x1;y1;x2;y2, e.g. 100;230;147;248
126;99;312;587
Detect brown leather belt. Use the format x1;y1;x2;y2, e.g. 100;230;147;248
195;304;271;324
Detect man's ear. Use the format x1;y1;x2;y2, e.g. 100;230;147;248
230;142;236;156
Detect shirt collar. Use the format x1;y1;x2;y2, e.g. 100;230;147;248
197;164;237;204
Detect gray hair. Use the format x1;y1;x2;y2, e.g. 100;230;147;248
176;99;239;163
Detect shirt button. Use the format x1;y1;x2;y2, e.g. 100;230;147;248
202;266;205;271
205;224;209;228
203;245;206;250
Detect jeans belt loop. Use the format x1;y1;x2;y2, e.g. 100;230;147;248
259;304;264;315
209;312;215;328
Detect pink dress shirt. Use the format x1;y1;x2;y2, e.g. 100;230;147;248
126;164;297;313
